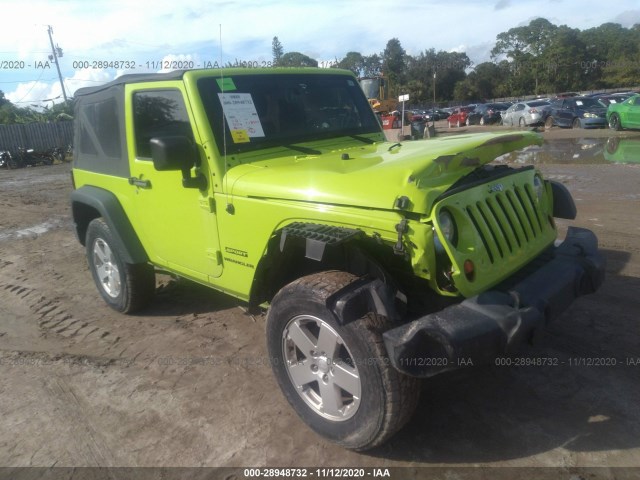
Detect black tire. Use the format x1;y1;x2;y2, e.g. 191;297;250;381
519;117;525;127
572;117;581;129
266;271;420;450
606;137;620;154
456;120;461;127
480;117;485;126
85;218;155;313
544;116;554;130
609;113;622;131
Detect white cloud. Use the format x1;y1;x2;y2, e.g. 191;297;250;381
64;69;114;96
5;69;113;107
5;81;55;106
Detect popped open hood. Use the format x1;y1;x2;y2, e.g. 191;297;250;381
223;131;543;215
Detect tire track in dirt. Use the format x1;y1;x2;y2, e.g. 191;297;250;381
0;281;119;346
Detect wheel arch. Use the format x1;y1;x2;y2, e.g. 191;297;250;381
249;222;406;323
71;185;148;264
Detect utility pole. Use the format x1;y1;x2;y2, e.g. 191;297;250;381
433;71;436;128
46;25;67;102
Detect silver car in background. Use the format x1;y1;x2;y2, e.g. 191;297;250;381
501;100;551;127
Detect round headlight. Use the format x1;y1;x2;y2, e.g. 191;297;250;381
533;175;545;202
438;209;456;244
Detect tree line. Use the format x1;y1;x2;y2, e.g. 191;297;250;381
0;92;73;125
274;17;640;106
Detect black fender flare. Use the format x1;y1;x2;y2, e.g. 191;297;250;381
250;222;407;322
279;222;406;324
70;186;148;264
549;180;577;220
326;276;405;325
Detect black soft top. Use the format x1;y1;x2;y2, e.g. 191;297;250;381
74;70;188;97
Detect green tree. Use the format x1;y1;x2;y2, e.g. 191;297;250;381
361;54;382;77
491;17;558;95
0;91;21;124
272;36;284;66
382;38;407;98
579;23;640;88
403;49;437;104
542;26;587;93
279;52;318;67
434;51;471;100
453;62;505;101
336;51;365;75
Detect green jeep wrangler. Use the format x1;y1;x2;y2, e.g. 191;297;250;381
71;68;604;450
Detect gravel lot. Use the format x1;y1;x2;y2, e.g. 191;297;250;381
1;126;639;475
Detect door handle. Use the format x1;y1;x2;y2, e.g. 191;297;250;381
128;176;151;188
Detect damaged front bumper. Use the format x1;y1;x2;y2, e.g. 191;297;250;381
383;226;605;377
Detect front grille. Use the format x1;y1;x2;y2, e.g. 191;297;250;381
464;184;544;264
431;169;556;297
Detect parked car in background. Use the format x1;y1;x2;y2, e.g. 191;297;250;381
544;96;607;129
447;106;475;127
422;108;449;121
598;92;635;106
467;103;509;126
501;100;550;127
434;108;450;120
409;110;427;122
607;94;640;131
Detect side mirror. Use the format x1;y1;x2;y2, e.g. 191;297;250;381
150;136;207;190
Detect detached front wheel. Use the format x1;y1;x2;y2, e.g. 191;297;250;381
266;271;420;450
86;218;155;313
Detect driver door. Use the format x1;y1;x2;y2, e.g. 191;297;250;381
126;85;223;282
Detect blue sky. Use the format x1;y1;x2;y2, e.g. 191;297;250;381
1;0;639;107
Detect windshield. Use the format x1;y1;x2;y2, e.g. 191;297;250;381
573;97;602;108
198;73;382;155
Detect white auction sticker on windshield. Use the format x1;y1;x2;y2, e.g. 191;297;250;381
218;93;265;142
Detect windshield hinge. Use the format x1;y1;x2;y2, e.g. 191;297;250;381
199;197;215;213
394;218;408;255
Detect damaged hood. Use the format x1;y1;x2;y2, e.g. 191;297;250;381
224;131;543;214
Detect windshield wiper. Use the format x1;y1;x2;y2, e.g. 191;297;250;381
283;144;321;155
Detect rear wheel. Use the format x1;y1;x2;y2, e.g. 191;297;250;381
480;117;485;126
519;117;525;127
572;117;582;129
456;120;461;127
86;218;155;313
266;271;420;450
544;116;554;130
609;113;622;131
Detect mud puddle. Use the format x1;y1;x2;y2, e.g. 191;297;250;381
497;136;640;165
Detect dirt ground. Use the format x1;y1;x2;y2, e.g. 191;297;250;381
1;125;640;473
